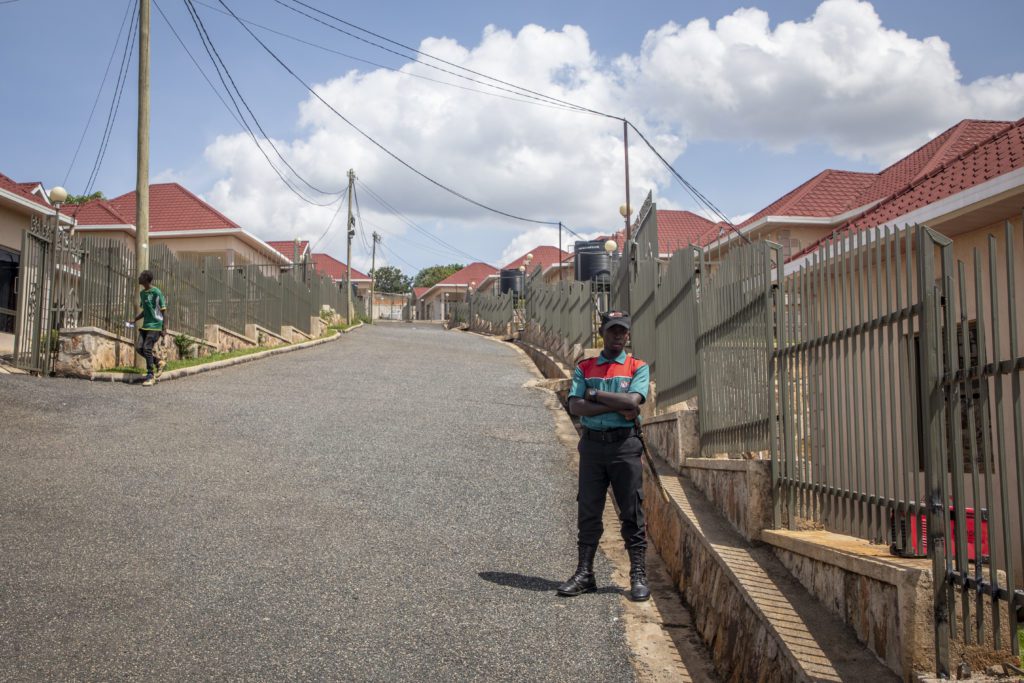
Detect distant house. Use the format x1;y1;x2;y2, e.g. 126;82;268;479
310;252;371;297
474;245;571;295
67;183;289;267
0;173;75;353
416;262;497;320
604;209;721;259
266;239;311;266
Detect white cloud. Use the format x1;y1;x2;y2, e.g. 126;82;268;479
623;0;1024;163
194;0;1024;268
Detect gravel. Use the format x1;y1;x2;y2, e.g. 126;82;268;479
0;323;635;682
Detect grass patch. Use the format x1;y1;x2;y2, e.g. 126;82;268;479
108;343;288;375
327;321;361;332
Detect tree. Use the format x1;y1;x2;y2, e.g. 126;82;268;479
371;265;412;293
413;264;463;289
65;191;105;205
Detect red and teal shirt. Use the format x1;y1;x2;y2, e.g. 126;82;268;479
569;350;650;430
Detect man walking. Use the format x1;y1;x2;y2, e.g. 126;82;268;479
133;270;167;386
558;310;651;601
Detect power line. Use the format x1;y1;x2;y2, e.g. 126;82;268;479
269;0;595;116
276;0;616;119
63;0;135;187
82;0;139;197
308;190;349;252
215;0;561;227
355;178;485;263
184;0;343;206
378;240;418;272
191;0;580;113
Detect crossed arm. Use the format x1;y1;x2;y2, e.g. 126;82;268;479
567;390;642;420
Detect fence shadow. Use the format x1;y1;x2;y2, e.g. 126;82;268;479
478;571;624;595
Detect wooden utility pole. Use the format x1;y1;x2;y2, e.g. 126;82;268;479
369;231;380;324
134;0;151;370
622;120;631;313
345;169;355;322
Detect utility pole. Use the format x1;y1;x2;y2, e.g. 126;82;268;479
622;120;631;314
345;169;355;322
558;221;563;281
134;0;151;370
369;231;380;324
136;0;150;277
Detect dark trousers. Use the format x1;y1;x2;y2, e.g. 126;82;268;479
136;330;162;374
577;434;645;550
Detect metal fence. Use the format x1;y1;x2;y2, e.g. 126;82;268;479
697;240;781;457
526;277;596;351
13;221;356;373
470;291;514;329
654;247;701;406
773;221;1023;673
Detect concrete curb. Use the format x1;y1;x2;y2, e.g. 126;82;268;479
90;322;364;385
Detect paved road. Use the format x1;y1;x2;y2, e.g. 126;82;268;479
0;324;636;681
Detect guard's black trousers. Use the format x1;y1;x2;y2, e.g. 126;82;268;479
576;434;646;550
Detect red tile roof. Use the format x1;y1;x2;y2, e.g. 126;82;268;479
738;120;1014;233
791;117;1024;261
267;240;310;262
107;183;241;232
605;210;720;255
434;262;497;287
61;199;134;225
413;287;430;300
311;252;369;281
504;245;570;271
0;172;52;210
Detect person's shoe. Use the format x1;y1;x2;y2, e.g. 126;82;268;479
141;375;156;387
628;546;650;602
155;358;167;378
557;544;598;597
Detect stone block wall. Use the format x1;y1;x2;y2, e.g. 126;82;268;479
204;325;257;352
685;459;773;542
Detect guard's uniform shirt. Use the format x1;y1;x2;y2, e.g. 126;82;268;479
569;350;650;550
568;350;650;426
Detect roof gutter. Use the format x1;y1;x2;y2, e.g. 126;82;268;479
0;188;75;225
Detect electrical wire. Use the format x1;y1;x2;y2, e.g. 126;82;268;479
63;0;134;187
355;178;485;263
378;240;418;272
191;0;579;113
184;0;343;206
82;1;139;197
216;0;562;227
269;0;596;117
308;190;349;252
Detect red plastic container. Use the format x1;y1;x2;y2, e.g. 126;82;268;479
889;506;989;562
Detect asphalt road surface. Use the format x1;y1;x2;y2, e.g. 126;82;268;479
0;323;637;681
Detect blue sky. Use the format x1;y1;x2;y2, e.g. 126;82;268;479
2;0;1023;273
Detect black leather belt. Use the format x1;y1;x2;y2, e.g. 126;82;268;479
582;426;636;443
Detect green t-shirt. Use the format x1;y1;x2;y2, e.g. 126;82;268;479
140;286;167;331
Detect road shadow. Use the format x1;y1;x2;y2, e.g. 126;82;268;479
479;571;624;595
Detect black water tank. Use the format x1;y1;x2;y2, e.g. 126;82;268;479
575;240;613;281
499;268;524;294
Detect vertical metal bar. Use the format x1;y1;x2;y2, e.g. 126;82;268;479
869;228;885;541
884;227;902;546
826;236;841;531
917;225;949;677
962;256;985;644
946;254;969;643
1003;219;1023;654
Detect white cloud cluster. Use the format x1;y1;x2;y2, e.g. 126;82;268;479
197;0;1024;270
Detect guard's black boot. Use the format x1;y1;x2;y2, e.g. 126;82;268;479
628;546;650;602
557;544;597;596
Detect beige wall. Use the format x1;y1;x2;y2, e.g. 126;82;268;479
75;229;135;252
0;204;31;252
152;234;274;266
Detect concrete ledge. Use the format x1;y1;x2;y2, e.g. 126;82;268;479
90;322;363;384
204;324;257;351
644;454;899;682
245;324;289;347
281;325;313;343
515;340;571;380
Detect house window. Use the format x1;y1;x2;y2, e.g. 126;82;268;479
775;230;802;262
0;247;19;334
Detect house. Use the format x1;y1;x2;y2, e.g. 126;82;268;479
416;262;497;320
267;239;310;266
474;245;571;294
0;173;75;353
310;252;371;297
707;119;1013;261
67;183;290;268
605;209;721;259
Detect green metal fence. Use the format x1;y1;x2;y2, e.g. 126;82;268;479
470;291;514;329
526;278;596;351
654;246;701;405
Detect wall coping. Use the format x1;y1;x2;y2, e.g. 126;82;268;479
58;326;130;343
684;457;767;473
249;324;288;345
645;409;687;426
761;529;929;588
282;325;313;341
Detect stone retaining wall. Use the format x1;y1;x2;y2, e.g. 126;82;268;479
686;458;772;542
204;325;257;352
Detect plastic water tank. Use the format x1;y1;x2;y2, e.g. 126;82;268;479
574;240;613;282
499;268;524;295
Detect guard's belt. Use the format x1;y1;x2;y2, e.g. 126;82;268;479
581;426;636;443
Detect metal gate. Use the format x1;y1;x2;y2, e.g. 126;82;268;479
13;215;86;374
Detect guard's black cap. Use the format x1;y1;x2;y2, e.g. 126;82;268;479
600;310;632;331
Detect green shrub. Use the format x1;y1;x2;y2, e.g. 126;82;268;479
173;334;195;359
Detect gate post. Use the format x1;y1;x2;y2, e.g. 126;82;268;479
916;224;953;677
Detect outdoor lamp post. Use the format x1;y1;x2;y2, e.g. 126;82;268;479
49;186;68;232
469;280;475;325
444;291;449;320
603;238;618;312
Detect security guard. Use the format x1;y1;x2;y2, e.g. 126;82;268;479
558;310;651;601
